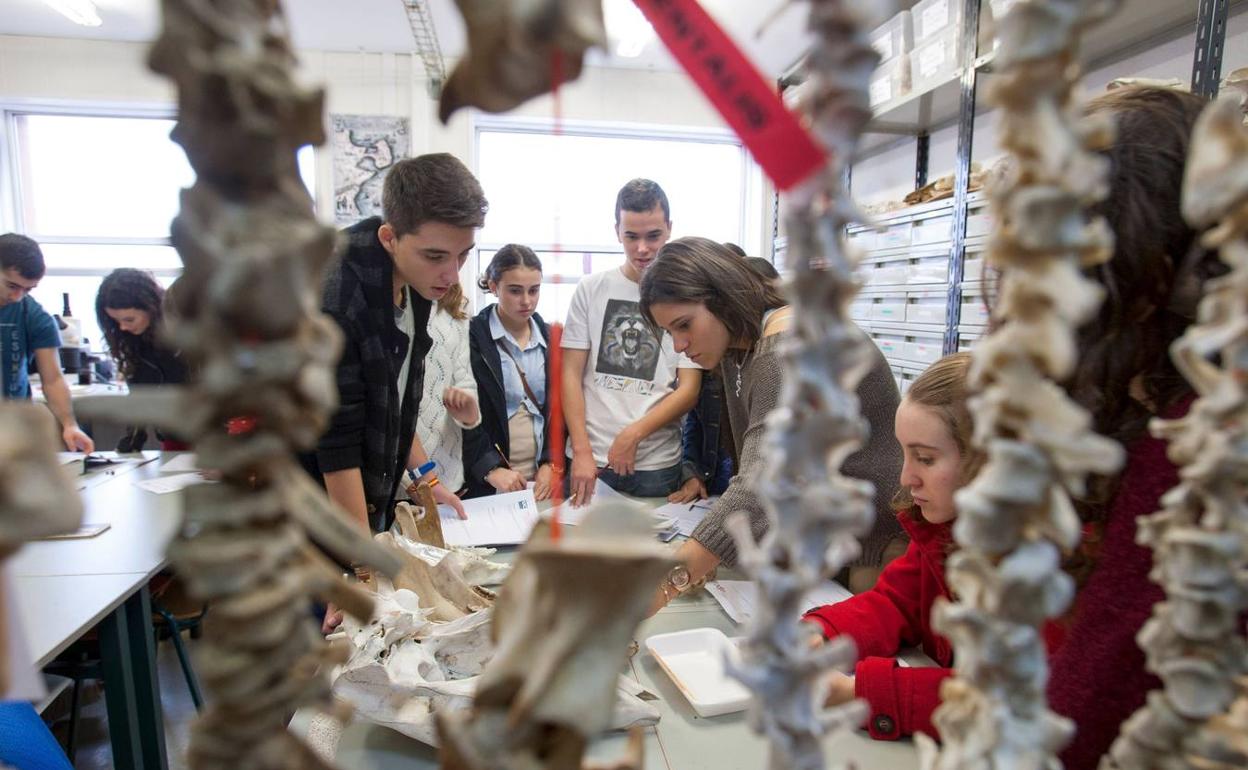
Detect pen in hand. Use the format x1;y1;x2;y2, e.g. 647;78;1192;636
494;443;512;469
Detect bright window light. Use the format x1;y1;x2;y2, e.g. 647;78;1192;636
11;112;319;351
40;0;102;27
474;125;759;324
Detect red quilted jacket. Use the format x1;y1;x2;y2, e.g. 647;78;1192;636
802;413;1184;767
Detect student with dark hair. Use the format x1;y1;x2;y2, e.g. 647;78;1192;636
745;256;781;282
462;244;557;499
95;267;189;451
561;178;701;505
308;153;487;538
0;233;93;451
670;246;776;504
641;236;903;609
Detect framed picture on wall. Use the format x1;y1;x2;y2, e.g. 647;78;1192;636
331;114;410;226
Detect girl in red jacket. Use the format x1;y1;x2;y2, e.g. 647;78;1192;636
802;351;976;741
804;86;1225;770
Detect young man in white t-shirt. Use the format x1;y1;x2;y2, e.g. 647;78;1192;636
561;179;702;506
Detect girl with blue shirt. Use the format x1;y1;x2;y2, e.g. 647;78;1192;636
462;245;556;500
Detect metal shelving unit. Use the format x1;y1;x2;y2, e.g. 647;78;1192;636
776;0;1238;370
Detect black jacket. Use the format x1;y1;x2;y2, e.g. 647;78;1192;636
303;217;433;531
462;304;552;499
115;339;189;452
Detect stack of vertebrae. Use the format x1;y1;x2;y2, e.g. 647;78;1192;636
0;405;83;694
722;2;881;769
920;1;1127;768
437;500;674;770
1104;96;1248;770
76;1;402;767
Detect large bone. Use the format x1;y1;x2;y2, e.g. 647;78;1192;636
437;499;674;770
439;0;605;122
373;531;493;623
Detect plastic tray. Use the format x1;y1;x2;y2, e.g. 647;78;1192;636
645;628;751;717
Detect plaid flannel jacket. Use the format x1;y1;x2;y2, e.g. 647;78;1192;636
311;216;433;531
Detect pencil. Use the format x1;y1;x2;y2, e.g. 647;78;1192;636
494;443;513;469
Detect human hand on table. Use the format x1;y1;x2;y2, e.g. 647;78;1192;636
431;482;467;519
667;477;707;504
569;450;597;507
322;603;344;634
823;671;857;707
486;467;526;493
533;463;554;501
63;424;94;453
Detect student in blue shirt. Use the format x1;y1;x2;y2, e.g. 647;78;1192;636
0;234;93;451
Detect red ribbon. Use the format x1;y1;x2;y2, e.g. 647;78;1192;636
632;0;827;191
548;323;565;541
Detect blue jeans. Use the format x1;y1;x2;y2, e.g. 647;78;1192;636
597;462;684;498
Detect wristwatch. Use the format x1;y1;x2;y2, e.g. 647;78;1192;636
664;564;692;601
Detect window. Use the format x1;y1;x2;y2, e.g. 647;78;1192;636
6;110;315;349
473;120;763;324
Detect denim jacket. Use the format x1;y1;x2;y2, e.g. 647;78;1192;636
681;371;733;494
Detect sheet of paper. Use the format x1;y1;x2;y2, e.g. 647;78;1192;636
158;453;201;474
135;472;212;495
593;479;627;502
438;488;540;547
705;579;853;626
548;479;631;526
653;497;718;536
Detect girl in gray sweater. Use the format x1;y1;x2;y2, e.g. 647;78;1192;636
640;237;903;611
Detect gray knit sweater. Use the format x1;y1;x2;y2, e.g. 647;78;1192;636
691;330;904;568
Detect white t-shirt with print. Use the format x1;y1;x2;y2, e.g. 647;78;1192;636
562;267;697;471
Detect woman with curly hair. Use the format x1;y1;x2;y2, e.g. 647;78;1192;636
95;267;188;451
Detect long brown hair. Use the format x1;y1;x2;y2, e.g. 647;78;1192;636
95;268;166;380
1073;87;1213;443
639;237;786;348
437;283;468;320
891;352;983;519
1062;87;1216;527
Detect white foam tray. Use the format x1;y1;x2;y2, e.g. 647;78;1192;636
645;628;751;717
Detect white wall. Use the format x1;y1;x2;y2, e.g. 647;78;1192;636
851;6;1248;206
0;35;775;256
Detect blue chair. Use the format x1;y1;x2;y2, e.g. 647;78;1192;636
0;701;74;770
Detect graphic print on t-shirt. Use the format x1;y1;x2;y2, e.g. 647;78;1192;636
594;299;660;384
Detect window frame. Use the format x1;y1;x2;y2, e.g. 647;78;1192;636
469;114;762;320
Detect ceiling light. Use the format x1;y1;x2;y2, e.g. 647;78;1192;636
604;0;654;58
40;0;103;27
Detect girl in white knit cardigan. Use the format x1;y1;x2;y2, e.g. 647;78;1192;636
405;283;481;518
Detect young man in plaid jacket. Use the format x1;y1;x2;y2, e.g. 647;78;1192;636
308;153;487;539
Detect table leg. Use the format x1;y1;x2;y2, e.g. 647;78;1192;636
99;585;169;769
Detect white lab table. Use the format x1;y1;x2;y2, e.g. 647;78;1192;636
9;451;177;769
